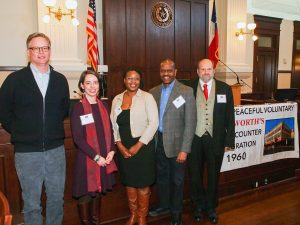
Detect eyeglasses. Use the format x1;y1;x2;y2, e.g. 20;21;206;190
28;46;50;53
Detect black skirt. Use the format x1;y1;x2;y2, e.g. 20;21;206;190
116;109;155;187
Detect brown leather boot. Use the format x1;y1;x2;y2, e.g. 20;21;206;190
125;187;138;225
137;187;150;225
78;202;90;225
90;196;101;225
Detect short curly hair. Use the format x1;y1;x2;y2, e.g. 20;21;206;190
123;68;144;89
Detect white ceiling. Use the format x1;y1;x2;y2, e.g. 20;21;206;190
248;0;300;20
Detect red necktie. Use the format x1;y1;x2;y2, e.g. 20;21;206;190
203;84;208;100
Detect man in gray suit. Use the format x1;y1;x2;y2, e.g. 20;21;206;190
149;59;197;225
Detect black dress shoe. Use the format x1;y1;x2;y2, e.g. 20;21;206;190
148;207;170;217
208;211;218;224
171;213;182;225
172;221;182;225
194;208;204;222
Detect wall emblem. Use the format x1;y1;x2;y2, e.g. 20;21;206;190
151;2;173;28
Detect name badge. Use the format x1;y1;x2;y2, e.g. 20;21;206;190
114;107;122;116
80;113;94;125
217;94;227;103
173;95;186;109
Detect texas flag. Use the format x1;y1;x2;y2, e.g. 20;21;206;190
208;0;219;68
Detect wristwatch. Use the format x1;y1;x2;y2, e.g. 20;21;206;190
94;154;101;162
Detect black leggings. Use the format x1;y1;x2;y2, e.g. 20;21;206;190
78;193;101;204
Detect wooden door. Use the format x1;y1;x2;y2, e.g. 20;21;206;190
253;47;277;98
103;0;209;98
253;15;282;99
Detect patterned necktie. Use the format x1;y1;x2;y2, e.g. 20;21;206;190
203;83;208;100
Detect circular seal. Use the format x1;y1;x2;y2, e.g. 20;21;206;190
151;2;173;28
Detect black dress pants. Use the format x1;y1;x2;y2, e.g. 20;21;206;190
156;132;186;213
188;134;224;212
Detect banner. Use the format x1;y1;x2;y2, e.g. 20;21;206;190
221;102;299;172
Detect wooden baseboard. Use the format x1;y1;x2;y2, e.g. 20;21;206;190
295;168;300;178
222;176;298;199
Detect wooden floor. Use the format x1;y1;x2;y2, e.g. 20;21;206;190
12;178;300;225
107;178;300;225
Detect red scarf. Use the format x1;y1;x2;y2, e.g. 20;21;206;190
81;96;117;192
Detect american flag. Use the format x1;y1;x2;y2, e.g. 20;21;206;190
87;0;99;72
208;0;219;68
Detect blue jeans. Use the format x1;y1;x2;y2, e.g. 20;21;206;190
15;145;66;225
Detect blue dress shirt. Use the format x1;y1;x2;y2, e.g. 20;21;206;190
159;80;175;132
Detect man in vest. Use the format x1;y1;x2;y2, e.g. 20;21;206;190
188;58;235;224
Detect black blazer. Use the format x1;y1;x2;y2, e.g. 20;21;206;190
189;78;235;153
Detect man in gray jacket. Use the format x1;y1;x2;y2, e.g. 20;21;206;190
149;59;196;225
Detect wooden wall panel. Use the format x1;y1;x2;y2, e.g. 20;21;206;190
126;0;146;70
0;131;22;214
146;0;175;69
126;0;146;68
104;0;209;98
0;156;5;194
177;71;192;80
175;0;191;71
191;1;208;77
103;0;126;67
107;70;126;98
145;71;162;90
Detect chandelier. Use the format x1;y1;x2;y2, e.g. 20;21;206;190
235;22;257;41
42;0;79;26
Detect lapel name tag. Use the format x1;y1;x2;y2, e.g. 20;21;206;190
114;107;122;117
173;95;186;109
80;113;94;125
217;94;226;103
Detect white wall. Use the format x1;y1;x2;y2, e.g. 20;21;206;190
0;0;38;66
0;0;104;98
277;20;293;88
215;0;253;93
279;20;293;71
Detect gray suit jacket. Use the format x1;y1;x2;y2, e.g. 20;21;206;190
150;80;197;158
